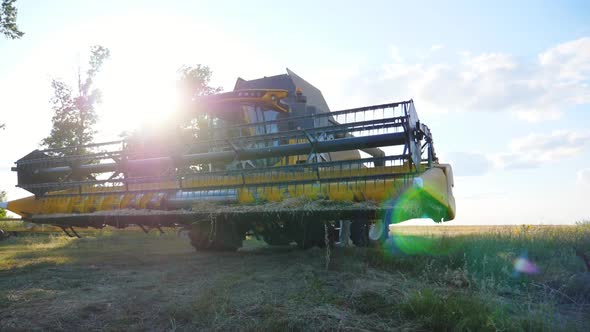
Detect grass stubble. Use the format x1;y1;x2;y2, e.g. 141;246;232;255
0;222;589;331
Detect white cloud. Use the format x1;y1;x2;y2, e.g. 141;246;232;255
509;131;590;153
332;37;590;122
464;53;517;74
389;46;404;63
450;130;590;175
496;130;590;170
430;44;443;51
538;37;590;82
577;168;590;186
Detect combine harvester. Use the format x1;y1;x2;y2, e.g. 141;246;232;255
1;69;455;250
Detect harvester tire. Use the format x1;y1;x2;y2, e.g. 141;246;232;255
294;221;316;249
368;219;390;244
189;220;211;251
210;220;244;251
263;233;292;246
350;219;369;247
295;221;335;249
261;222;293;246
189;220;244;251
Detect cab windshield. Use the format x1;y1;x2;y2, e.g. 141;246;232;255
209;104;281;140
206;103;284;168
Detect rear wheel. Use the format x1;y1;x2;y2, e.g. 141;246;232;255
261;222;293;246
189;219;244;251
350;219;369;247
189;220;210;250
368;219;389;244
294;220;336;249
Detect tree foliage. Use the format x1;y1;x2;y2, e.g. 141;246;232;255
177;64;222;101
0;0;23;39
125;64;221;146
41;45;110;151
176;64;222;140
123;65;221;173
0;190;6;218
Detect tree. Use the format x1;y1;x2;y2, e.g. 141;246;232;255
0;190;6;218
0;0;23;39
177;65;222;102
123;65;221;174
176;65;222;140
125;64;221;145
0;123;5;130
41;45;110;151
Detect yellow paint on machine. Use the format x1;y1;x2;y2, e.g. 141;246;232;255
235;179;408;203
5;165;453;218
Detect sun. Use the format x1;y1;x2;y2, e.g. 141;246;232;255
80;13;264;141
96;59;180;139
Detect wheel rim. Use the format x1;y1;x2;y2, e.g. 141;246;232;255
368;221;385;241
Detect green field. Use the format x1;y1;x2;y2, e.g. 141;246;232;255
1;223;589;331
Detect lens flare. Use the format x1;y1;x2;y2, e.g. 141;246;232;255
513;255;540;275
372;182;450;256
381;183;449;227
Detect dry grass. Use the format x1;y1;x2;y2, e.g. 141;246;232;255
0;223;589;331
31;198;381;221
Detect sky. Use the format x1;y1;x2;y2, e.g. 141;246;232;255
1;0;589;224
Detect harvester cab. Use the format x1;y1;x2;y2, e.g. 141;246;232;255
5;68;455;250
